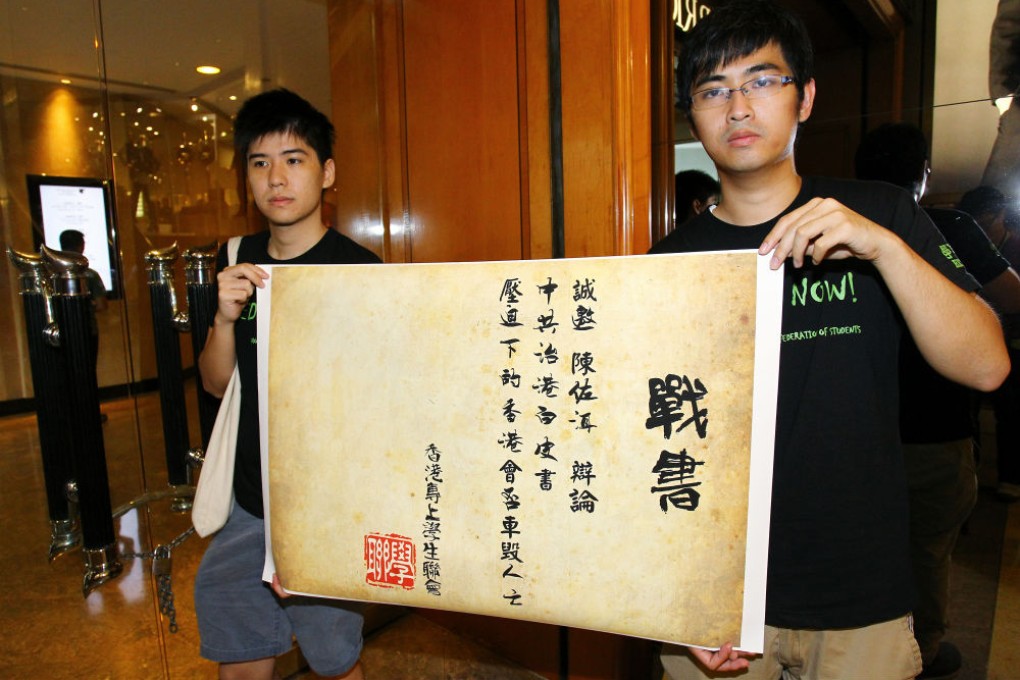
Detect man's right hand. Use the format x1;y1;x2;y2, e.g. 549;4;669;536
688;642;755;673
215;263;269;324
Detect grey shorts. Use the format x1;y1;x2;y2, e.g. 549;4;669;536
194;502;364;675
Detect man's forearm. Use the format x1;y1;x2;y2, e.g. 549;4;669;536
198;316;238;398
876;240;1009;391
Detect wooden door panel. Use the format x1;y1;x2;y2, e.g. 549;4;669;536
403;0;524;262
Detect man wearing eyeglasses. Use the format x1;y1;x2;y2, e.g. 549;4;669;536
650;2;1009;679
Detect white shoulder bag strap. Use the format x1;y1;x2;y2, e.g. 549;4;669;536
191;235;244;537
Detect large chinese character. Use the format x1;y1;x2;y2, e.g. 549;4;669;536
650;448;705;512
500;368;521;388
569;411;597;432
571;351;596;376
573;277;597;302
498;430;523;453
501;307;523;327
568;377;598;404
645;374;709;439
502;563;524;579
534;436;557;461
537;276;559;303
500;459;523;483
532;374;560;398
425;482;441;503
569;489;599;513
425;463;443;483
503;398;521;423
422;521;441;541
570;461;596;486
502;487;521;510
572;305;597;331
535;309;559;334
425;502;440;522
534;342;559;364
536;405;558;425
501;541;524;562
535;468;556;490
500;278;523;304
501;338;520;358
501;515;521;538
426;443;442;462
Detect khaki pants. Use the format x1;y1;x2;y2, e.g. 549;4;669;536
660;616;922;680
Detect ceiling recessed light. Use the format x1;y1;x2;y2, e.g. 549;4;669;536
59;78;71;85
196;65;221;75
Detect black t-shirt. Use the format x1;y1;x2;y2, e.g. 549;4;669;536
899;207;1009;443
650;176;977;629
214;229;381;518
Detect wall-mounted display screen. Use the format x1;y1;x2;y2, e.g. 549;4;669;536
27;175;120;299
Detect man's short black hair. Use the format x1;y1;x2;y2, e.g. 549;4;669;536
233;88;335;164
854;122;929;189
678;0;814;117
59;229;85;252
675;169;720;221
958;185;1007;220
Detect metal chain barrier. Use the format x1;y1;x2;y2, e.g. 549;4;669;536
122;526;196;633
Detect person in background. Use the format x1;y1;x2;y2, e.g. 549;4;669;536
982;0;1020;199
195;88;380;680
959;185;1020;502
650;2;1009;678
674;169;721;228
58;229;108;369
856;122;1020;680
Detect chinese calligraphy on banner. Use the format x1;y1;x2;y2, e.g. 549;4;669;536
256;251;781;652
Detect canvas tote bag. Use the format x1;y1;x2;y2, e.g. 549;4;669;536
192;236;242;537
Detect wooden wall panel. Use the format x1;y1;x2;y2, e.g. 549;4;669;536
328;0;409;262
557;0;651;258
523;0;553;260
613;0;652;255
402;0;524;263
329;0;652;265
558;1;615;258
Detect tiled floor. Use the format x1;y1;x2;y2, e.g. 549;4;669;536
0;389;1016;678
0;389;546;679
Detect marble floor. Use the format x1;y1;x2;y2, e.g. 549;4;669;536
0;388;1017;679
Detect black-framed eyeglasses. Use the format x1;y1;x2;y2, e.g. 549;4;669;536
690;75;796;110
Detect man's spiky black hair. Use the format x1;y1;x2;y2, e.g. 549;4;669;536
678;0;814;117
233;88;334;164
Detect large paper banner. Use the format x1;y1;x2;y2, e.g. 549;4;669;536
257;251;782;652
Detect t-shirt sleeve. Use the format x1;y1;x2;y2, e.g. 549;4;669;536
86;269;107;300
893;191;979;293
927;209;1010;285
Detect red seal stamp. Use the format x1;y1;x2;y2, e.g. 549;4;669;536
364;533;416;589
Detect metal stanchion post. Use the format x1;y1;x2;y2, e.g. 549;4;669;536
143;244;193;511
7;247;81;560
182;243;219;457
41;245;122;596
